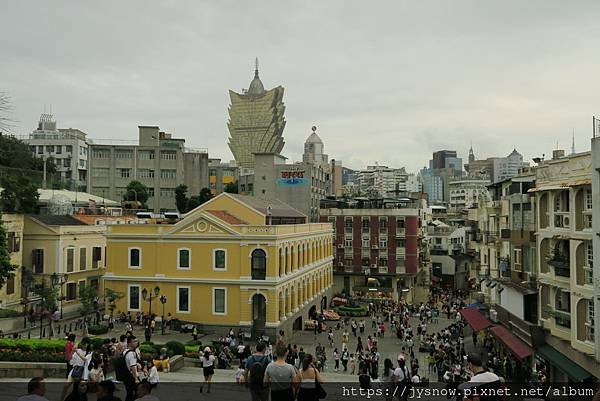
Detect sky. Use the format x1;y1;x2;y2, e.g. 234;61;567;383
2;1;600;172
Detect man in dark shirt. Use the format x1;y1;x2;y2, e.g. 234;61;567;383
96;380;122;401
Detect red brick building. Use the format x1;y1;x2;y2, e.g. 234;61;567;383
319;198;423;302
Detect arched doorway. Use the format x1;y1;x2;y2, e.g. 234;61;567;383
293;316;303;331
308;305;317;320
252;294;267;337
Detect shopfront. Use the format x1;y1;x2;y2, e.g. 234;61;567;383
535;344;595;383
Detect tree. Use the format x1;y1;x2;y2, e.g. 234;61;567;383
0;92;13;133
32;281;58;338
175;184;188;212
105;288;125;317
224;182;238;194
0;176;40;213
198;187;213;204
78;284;98;328
0;214;16;289
123;180;149;208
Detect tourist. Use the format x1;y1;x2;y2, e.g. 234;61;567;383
263;341;298;401
115;335;127;356
380;359;395;401
64;380;88;401
333;348;340;371
341;348;349;372
88;357;105;384
297;354;324;401
244;342;270;401
65;334;76;377
358;367;371;389
349;353;356;375
123;337;141;401
457;353;501;398
16;378;50;401
96;380;122;401
134;381;159;401
146;361;159;387
393;359;411;401
199;347;215;393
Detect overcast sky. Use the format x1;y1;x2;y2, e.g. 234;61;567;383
2;1;600;172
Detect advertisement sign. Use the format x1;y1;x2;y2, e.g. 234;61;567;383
276;169;308;186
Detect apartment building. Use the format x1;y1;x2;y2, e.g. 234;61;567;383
448;177;490;211
533;151;597;380
88;126;209;213
104;193;333;338
25;114;89;191
22;215;106;317
208;159;238;195
319;197;428;303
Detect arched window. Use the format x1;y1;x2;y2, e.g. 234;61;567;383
251;249;267;280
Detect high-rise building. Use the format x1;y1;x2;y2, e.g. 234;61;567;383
432;150;462;174
24;114;89;191
88;126;209;213
227;60;286;169
465;147;528;183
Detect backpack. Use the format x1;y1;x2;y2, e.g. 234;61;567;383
113;350;135;381
248;356;268;389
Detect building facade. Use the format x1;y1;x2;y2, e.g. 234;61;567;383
319;197;427;304
448;177;490;211
104;193;333;338
0;214;24;310
357;165;409;197
227;63;286;169
533;151;597;380
238;153;332;222
208;159;238;196
22;215;106;316
88;126;209;213
25;114;89;191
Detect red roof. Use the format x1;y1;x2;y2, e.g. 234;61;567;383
206;210;246;225
460;307;492;332
490;325;533;360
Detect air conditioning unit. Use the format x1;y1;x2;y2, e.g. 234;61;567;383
489;309;498;323
371;245;379;249
337;244;344;249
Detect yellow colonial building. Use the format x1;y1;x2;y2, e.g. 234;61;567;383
22;215;107;317
104;193;334;337
0;214;24;309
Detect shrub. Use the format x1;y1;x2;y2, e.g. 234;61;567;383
335;305;368;317
141;341;154;346
88;337;105;350
0;339;66;353
0;309;21;318
186;340;202;346
165;340;185;356
139;344;157;355
87;325;109;335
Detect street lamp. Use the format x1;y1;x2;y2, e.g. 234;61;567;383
159;295;167;335
141;286;160;341
51;273;69;319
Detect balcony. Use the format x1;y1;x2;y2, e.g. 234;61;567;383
547;254;570;277
553;310;571;328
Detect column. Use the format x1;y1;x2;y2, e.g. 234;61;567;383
279;249;283;277
286;290;292;316
304;281;308;303
279;293;285;320
293;286;298;311
286;247;291;275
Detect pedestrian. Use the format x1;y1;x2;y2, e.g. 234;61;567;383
349;353;356;375
341;348;349;372
134;381;160;401
96;380;121;401
65;334;76;378
17;378;50;401
381;359;395;401
263;341;299;401
333;348;340;372
356;336;363;353
297;354;324;401
244;342;270;401
199;347;215;393
65;380;88;401
358;367;371;389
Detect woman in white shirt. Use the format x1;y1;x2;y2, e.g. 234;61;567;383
199;347;216;393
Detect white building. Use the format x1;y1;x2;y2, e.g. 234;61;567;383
25;114;89;191
493;149;528;182
358;165;410;197
589;138;600;363
448;177;490;211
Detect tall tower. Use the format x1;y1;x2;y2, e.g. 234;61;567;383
468;145;475;164
303;125;328;165
227;59;286;169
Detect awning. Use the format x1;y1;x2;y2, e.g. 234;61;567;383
536;344;593;382
460;308;492;332
489;325;533;360
528;179;592;193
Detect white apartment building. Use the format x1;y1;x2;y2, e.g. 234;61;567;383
25;114;89;191
448;177;490;211
358;165;409;197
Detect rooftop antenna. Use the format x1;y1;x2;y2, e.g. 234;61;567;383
571;129;575;154
254;57;259;78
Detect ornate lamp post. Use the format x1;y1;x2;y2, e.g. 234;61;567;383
50;273;68;319
159;295;167;335
141;286;160;341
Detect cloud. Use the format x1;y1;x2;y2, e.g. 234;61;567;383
2;0;599;172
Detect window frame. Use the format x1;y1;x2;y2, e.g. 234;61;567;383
128;284;141;311
176;286;191;314
128;247;142;269
66;247;75;273
212;249;227;271
212;287;227;315
66;281;77;301
177;248;191;270
79;247;87;271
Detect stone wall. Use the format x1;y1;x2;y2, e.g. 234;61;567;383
0;361;65;378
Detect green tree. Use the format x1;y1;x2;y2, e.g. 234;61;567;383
0;214;16;289
78;284;98;324
198;187;213;204
175;184;188;212
224;182;238;194
0;92;12;132
123;180;149;208
32;281;58;338
0;176;40;213
105;288;125;317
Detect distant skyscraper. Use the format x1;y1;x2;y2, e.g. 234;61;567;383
227;59;286;169
303;126;328;165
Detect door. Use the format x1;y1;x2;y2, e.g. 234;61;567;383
252;294;267;336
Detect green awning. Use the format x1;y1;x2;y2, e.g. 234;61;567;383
536;345;593;381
